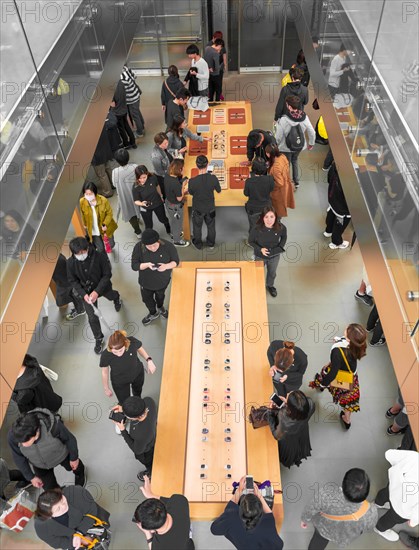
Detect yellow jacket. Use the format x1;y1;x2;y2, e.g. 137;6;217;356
79;195;118;239
317;116;328;139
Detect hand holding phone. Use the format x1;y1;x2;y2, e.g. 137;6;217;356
109;410;126;423
270;392;284;408
244;475;254;495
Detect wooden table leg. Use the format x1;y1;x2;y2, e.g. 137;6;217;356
183;206;191;240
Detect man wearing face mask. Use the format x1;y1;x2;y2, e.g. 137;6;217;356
67;237;122;354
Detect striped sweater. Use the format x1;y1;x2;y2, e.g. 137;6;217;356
121;66;141;104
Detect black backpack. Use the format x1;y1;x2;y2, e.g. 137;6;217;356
286;124;305;152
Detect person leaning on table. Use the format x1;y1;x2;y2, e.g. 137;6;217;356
211;475;284;549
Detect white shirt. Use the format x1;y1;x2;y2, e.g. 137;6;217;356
192;57;209;91
90;204;100;236
328;54;346;88
386;449;419;526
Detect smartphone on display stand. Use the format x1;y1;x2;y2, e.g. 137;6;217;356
270;392;283;408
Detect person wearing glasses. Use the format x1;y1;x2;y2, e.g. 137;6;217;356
110;396;157;483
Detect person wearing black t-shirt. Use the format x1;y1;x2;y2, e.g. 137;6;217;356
100;330;156;407
111;396;157;482
243;157;274;234
134;476;195;549
35;485;110;550
188;155;222;249
131;229;180;326
211;476;283;549
133;165;171;235
164;159;190;247
249;206;287;297
267;340;308;397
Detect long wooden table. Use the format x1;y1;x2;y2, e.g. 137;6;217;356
152;261;283;527
182;101;254;239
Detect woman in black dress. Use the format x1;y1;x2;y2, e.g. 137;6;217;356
309;323;367;429
268;390;315;468
133;165;171;235
35;486;110;549
267;340;308;398
12;354;62;414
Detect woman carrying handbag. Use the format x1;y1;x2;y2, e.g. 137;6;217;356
309;323;367;430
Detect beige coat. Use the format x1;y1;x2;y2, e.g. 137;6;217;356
269;155;295;217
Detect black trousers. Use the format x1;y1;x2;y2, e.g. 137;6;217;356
192;209;216;246
129;215;142;236
33;455;85;490
325;210;351;245
141;287;166;314
209;74;223;101
375;483;408;531
283;151;301;185
116;114;135;147
84;288;120;340
308;529;330;550
135;444;155;472
366;304;384;343
112;370;144;405
245;205;264;233
140;205;171;233
328;85;339;99
323;148;334;170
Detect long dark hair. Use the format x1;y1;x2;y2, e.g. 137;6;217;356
238;494;263;530
135;165;153;184
265;143;284;171
286;390;310;421
170;115;185;138
256;206;281;231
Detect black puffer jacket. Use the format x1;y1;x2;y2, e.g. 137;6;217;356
327;162;350;217
67;245;113;297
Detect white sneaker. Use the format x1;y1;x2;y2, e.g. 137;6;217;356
374;528;399;541
374;502;390;509
115;424;121;435
323;231;332;237
329;241;349;249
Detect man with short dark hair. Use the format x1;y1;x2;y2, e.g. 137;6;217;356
301;468;378;549
243;157;274;233
111;396;157;482
8;408;86;490
133;476;195;549
188;155;222;250
244;129;277;165
274;66;309;120
131;229;179;326
67;236;122;354
166;88;191;131
185;44;209;97
204;38;224;101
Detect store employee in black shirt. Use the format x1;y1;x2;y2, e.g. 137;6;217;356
188;155;221;250
243;157;274;233
131;229;180;326
100;330;156;405
133;165;171;235
111;396;157;482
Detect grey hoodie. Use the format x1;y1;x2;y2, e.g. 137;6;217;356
275;109;315;153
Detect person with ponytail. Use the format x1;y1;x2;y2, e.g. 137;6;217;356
309;323;367;430
211;475;283;548
99;330;157;408
267;340;308;397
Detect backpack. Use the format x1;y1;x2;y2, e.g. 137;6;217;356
286;124;305;152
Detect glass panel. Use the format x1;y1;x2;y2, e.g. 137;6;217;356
240;0;285;69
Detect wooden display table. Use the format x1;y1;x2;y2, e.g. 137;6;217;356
152;261;283;527
182;101;254;239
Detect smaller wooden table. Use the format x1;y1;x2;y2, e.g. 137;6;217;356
182;101;253;239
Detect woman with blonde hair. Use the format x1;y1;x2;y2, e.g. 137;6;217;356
99;330;156;406
266;143;295;218
267;340;308;397
310;323;367;430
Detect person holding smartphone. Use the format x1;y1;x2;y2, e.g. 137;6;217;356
267;340;308;398
164;159;190;247
267;390;315;468
133;165;171;235
100;330;156;421
248;206;287;298
131;229;180;326
210;475;283;549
